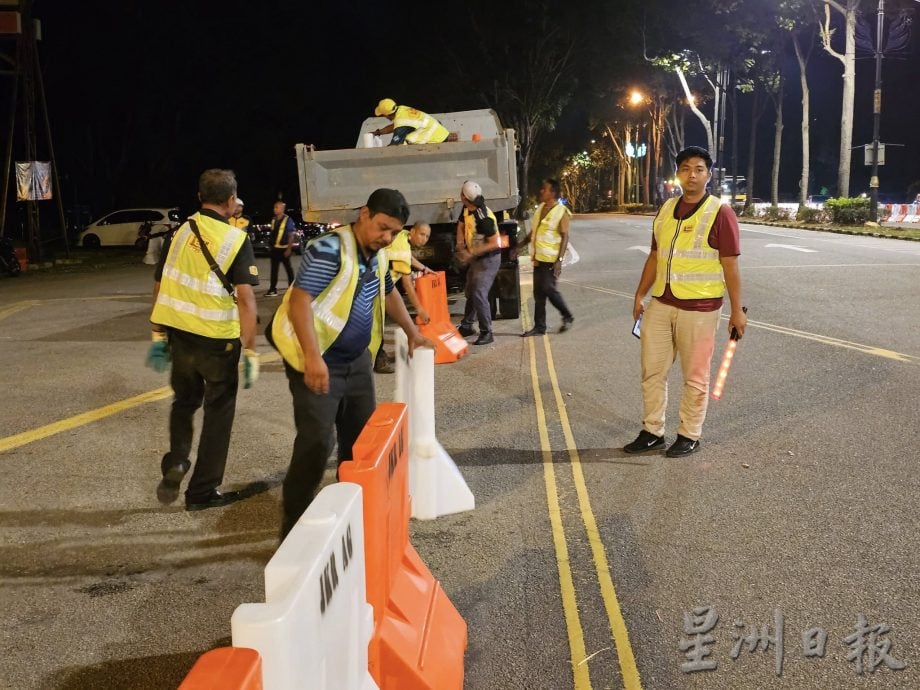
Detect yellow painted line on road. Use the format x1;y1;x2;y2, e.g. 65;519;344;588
0;352;281;454
568;281;918;364
524;310;592;689
0;300;40;322
0;386;173;454
0;294;149;324
543;336;643;690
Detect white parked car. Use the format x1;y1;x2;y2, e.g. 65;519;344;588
79;207;181;248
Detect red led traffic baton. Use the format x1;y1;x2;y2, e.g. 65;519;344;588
711;306;747;401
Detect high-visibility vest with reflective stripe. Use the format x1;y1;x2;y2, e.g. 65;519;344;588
394;105;449;144
651;195;725;300
462;207;499;251
273;215;291;248
388;229;412;281
531;202;570;262
151;213;247;339
271;226;387;372
229;216;249;231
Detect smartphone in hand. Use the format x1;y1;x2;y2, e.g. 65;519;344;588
632;315;642;339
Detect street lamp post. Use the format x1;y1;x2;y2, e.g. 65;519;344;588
869;0;884;223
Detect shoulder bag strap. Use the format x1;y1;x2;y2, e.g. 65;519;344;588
188;218;237;304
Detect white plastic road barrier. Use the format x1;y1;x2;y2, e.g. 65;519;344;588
231;483;378;690
393;328;475;520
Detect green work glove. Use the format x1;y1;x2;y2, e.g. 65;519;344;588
243;348;259;389
146;331;170;372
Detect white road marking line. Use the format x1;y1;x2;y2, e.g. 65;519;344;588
764;243;818;253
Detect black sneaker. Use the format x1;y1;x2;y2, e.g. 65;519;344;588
457;323;476;338
666;435;701;458
559;316;574;333
185;489;243;512
157;460;190;504
265;289;278;297
520;327;546;337
623;430;665;454
473;331;494;345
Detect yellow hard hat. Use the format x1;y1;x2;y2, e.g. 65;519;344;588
374;98;397;117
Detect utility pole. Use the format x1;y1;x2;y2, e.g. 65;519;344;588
0;0;69;260
869;0;884;223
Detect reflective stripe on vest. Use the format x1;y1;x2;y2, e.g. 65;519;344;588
462;207;499;250
273;215;290;248
531;202;570;262
271;226;387;372
651;195;724;300
388;229;412;281
151;213;246;339
394;105;449;144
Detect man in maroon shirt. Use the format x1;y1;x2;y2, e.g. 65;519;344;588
624;146;747;458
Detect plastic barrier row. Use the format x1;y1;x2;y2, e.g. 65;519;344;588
883;203;920;223
180;404;468;689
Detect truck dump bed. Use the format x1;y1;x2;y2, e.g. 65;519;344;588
296;109;519;225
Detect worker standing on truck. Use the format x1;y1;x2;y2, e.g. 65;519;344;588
268;188;435;538
266;200;295;297
374;221;435;373
455;180;501;345
372;98;451;145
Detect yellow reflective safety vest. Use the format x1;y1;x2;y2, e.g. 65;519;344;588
151;212;247;339
461;206;499;251
273;215;291;248
388;229;413;281
393;105;449;144
651;195;725;300
228;215;250;231
271;226;387;372
531;202;570;262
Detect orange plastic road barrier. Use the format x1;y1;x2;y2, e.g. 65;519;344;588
414;272;468;364
339;403;467;690
178;647;263;690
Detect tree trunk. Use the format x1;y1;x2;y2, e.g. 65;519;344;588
771;75;784;207
675;67;714;153
837;7;856;197
794;34;811;207
743;90;761;214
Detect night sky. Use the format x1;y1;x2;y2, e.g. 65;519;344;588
10;0;920;228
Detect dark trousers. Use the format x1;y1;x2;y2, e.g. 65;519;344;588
269;249;294;291
532;261;572;332
281;350;376;537
460;252;500;333
165;329;241;500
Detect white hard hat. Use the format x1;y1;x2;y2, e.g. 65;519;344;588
235;197;244;206
461;180;482;202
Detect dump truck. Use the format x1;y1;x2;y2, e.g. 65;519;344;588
294;109;523;318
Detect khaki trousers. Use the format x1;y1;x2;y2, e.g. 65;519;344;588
640;298;721;441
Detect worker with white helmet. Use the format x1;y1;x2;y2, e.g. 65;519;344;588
372;98;451;145
455;180;500;345
228;197;249;231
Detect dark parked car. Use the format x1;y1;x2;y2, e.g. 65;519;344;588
246;210;325;256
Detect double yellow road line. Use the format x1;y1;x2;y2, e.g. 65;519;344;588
523;308;642;689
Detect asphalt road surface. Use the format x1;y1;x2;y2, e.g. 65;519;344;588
1;215;918;689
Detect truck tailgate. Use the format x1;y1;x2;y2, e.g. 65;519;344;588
296;132;519;225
